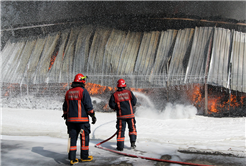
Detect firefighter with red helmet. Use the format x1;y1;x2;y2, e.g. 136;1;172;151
62;73;96;165
109;78;137;151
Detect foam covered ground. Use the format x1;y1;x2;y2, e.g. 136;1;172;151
1;103;245;165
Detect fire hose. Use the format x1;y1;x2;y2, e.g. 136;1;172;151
95;131;212;166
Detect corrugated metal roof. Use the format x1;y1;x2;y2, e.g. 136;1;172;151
1;25;246;92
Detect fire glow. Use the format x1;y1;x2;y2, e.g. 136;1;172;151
189;84;246;115
2;82;245;116
48;51;58;71
85;83;115;95
85;83;145;95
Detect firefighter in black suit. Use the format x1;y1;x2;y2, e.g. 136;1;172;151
109;79;137;151
62;73;96;165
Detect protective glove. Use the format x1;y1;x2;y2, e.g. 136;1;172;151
92;116;97;124
65;121;69;134
62;114;67;120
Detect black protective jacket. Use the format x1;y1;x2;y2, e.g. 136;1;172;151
63;82;94;123
109;88;137;119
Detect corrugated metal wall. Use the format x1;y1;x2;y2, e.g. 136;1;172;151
185;27;213;84
230;31;246;92
168;28;194;86
1;26;246;92
207;28;231;88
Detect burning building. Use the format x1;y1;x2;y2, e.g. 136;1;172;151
1;1;246;116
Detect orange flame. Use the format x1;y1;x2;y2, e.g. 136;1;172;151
84;83;145;95
189;84;244;114
130;87;145;93
48;51;58;71
208;97;221;113
190;84;202;108
227;94;240;108
85;83;115;95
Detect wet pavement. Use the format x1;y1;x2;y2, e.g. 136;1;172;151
1;138;245;166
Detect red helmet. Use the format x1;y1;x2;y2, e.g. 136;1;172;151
74;73;86;84
117;79;126;88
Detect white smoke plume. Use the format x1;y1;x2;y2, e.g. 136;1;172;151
133;91;197;119
135;103;197;119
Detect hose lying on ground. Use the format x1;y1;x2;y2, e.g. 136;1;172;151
95;131;212;166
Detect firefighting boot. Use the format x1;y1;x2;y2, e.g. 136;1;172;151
81;155;93;162
116;147;123;151
131;142;136;149
70;158;79;165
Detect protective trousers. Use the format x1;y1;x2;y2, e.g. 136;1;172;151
116;118;137;149
68;122;90;160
